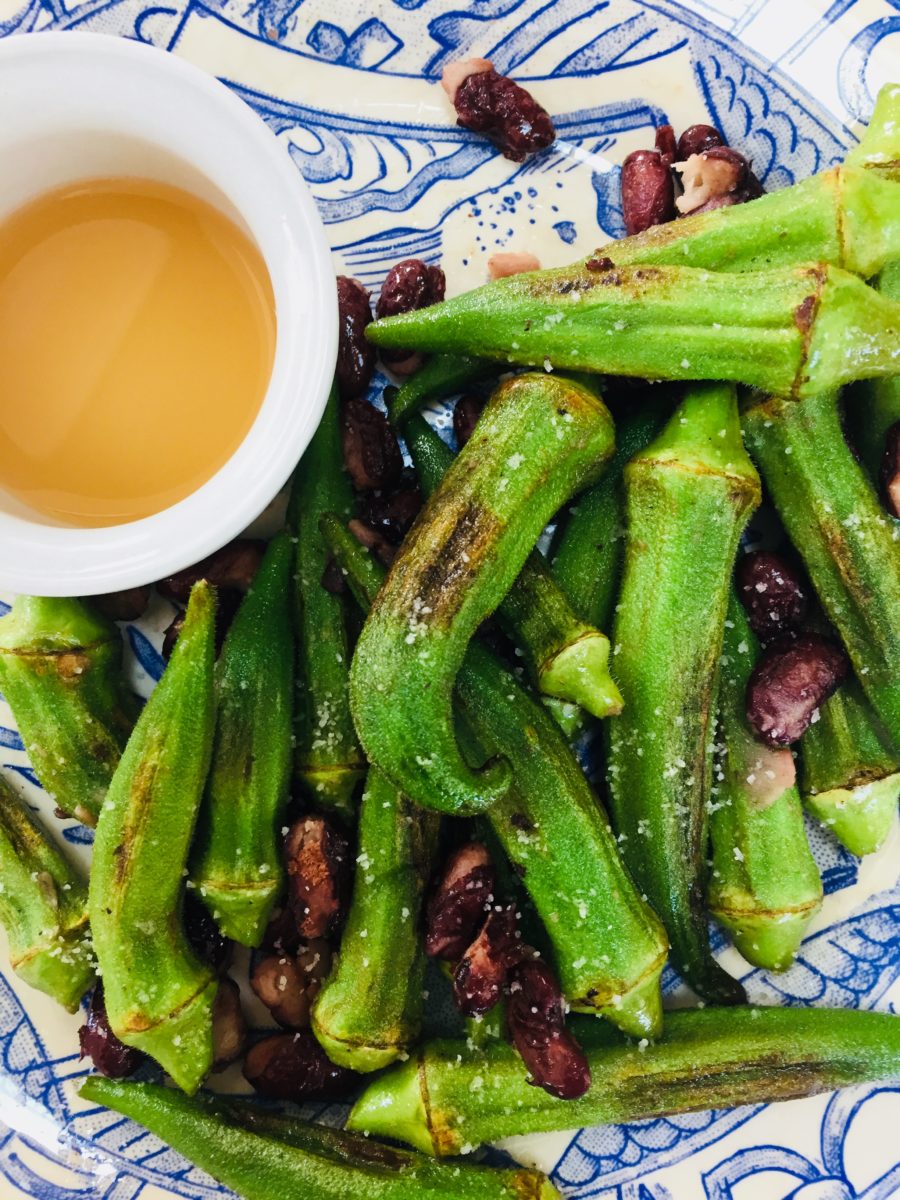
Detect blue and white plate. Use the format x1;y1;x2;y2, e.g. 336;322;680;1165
0;2;898;1197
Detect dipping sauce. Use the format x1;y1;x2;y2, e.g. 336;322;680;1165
0;177;275;526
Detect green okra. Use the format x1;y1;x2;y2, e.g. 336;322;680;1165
801;679;900;856
0;773;95;1011
312;767;439;1071
191;533;294;947
389;353;494;427
604;383;761;1004
80;1078;561;1200
347;1005;900;1156
288;382;366;818
350;373;615;816
0;598;137;825
742;389;900;746
367;262;900;400
847;261;900;486
551;392;672;631
398;407;622;722
323;515;668;1039
707;596;822;971
89;582;218;1094
846;83;900;174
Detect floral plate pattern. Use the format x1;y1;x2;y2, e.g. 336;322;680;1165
0;1;897;1197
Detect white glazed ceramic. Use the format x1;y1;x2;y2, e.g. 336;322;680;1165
0;32;336;597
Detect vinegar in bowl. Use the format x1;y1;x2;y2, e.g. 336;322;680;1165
0;177;276;526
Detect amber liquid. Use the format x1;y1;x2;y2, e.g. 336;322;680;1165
0;177;276;526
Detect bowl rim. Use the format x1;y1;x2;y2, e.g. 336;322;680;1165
0;30;337;597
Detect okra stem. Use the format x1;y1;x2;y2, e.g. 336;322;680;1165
742;389;900;745
0;598;137;825
312;767;439;1071
80;1078;561;1200
399;408;622;720
0;773;95;1011
350;374;615;815
550;392;672;630
89;582;218;1094
801;678;900;856
322;515;668;1039
604;384;761;1004
191;533;294;947
389;354;494;427
288;382;366;817
367;262;900;399
846;83;900;173
347;1006;900;1155
707;596;822;970
847;261;900;485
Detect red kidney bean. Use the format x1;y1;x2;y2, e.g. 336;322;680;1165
250;940;332;1030
348;518;398;567
79;985;145;1079
157;539;264;604
336;276;375;400
261;905;302;956
736;550;809;644
321;555;347;595
284;817;351;940
746;633;850;747
425;842;496;961
161;610;184;661
340;397;404;492
90;586;151;623
507;958;591;1100
452;67;555;162
676;123;724;160
375;259;446;373
357;470;423;545
453;394;485;449
880;421;900;519
654;123;677;166
184;892;232;974
211;977;247;1071
453;902;523;1015
620;150;676;236
243;1031;358;1101
676;145;764;215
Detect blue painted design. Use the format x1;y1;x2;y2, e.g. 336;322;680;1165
126;626;166;683
2;764;43;789
0;726;25;751
61;824;95;846
554;219;578;243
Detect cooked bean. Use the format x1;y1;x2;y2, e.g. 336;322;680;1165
348;518;398;567
746;634;850;746
90;586;151;622
340;397;404;492
654;123;677;165
450;64;555;162
676;123;724;160
507;957;591;1100
453;394;485;448
78;985;144;1079
184;892;232;974
425;842;495;961
357;471;423;544
375;259;447;374
621;149;676;235
736;550;809;644
284;817;350;940
242;1031;358;1100
250;940;331;1030
452;902;523;1016
156;539;263;604
880;421;900;518
336;276;375;400
211;977;247;1071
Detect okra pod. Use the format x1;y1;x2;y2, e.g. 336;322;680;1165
707;596;822;970
348;1005;900;1155
0;773;95;1011
367;262;900;400
288;382;366;817
350;373;615;815
389;353;494;427
0;598;137;825
551;392;672;630
846;83;900;174
89;582;218;1094
801;679;900;856
311;767;439;1071
80;1078;561;1200
399;408;622;720
191;533;294;947
742;389;900;745
323;515;668;1039
847;261;900;485
604;383;760;1004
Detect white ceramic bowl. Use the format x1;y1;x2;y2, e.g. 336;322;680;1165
0;31;336;596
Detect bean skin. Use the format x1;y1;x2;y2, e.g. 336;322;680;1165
425;842;495;962
620;150;676;235
746;634;850;746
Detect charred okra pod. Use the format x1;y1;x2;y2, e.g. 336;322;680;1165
551;393;672;631
89;582;218;1094
312;768;439;1071
289;382;366;817
323;515;667;1039
389;353;494;427
399;408;622;720
367;262;900;400
348;1005;900;1155
707;596;822;970
80;1078;560;1200
0;598;137;825
0;773;95;1011
191;534;294;947
350;373;615;815
605;384;760;1004
801;679;900;856
742;389;900;746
